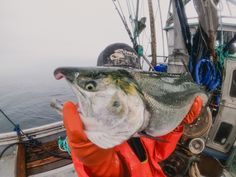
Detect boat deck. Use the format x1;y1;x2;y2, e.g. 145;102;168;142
0;138;77;177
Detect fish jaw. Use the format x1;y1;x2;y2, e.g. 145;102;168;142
84;92;150;149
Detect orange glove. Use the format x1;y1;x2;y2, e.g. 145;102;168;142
182;96;203;125
63;101;127;177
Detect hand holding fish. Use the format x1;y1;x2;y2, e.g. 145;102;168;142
63;101;126;176
181;96;203;125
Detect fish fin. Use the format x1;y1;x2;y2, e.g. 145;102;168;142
138;131;169;143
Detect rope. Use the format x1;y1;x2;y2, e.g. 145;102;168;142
156;0;166;56
125;0;134;23
215;45;226;69
130;0;136;19
194;58;221;92
0;108;32;139
112;0;136;47
0;138;71;160
58;136;71;155
175;0;192;55
0;109;71;160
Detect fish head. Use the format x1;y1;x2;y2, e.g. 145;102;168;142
54;67;150;148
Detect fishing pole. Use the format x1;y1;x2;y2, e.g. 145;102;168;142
0;108;29;138
112;0;137;48
0;108;71;160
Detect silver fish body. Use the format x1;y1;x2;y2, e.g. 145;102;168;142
54;67;208;148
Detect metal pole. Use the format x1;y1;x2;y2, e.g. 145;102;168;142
147;0;157;68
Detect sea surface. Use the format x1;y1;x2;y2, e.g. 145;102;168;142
0;57;95;133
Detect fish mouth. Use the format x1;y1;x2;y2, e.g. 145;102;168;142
54;67;91;118
54;67;77;83
54;67;91;98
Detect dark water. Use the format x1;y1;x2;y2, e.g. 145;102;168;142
0;57;94;133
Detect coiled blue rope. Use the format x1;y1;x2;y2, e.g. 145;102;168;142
193;58;221;92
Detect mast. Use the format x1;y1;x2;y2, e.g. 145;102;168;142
133;0;140;46
167;0;189;74
147;0;157;68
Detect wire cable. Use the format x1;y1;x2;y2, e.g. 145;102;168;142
156;0;166;56
0;109;71;160
125;0;134;23
112;0;136;47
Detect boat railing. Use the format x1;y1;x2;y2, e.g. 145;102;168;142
0;121;64;146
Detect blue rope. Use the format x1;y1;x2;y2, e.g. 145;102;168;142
193;58;221;92
58;136;71;155
13;124;22;136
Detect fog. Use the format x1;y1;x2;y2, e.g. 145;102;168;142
0;0;236;132
0;0;132;65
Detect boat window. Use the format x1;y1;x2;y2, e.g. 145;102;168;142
217;31;235;44
227;42;236;55
214;122;233;145
230;70;236;98
216;31;236;55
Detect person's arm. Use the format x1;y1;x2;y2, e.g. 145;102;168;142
154;96;203;161
63;102;127;177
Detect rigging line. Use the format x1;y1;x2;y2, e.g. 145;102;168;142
144;39;151;57
192;0;208;50
156;0;166;57
142;55;155;71
219;1;224;46
143;27;152;54
116;0;128;23
139;0;146;45
130;0;137;20
140;0;149;38
0;109;18;129
167;0;173;22
175;0;192;54
140;0;144;16
225;0;232;16
0;111;71;160
133;0;140;41
0;142;20;159
112;0;135;46
135;0;140;25
125;0;134;23
0;108;31;140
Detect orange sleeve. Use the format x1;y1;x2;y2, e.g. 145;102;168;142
153;96;203;161
63;102;127;177
154;126;183;161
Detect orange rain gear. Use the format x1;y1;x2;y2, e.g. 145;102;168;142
63;96;203;177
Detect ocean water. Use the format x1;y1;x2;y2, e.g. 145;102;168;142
0;57;95;133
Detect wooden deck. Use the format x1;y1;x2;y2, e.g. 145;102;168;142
15;138;73;176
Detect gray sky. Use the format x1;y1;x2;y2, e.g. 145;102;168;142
0;0;133;65
0;0;235;67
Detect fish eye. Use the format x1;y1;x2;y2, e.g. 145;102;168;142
85;81;97;91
